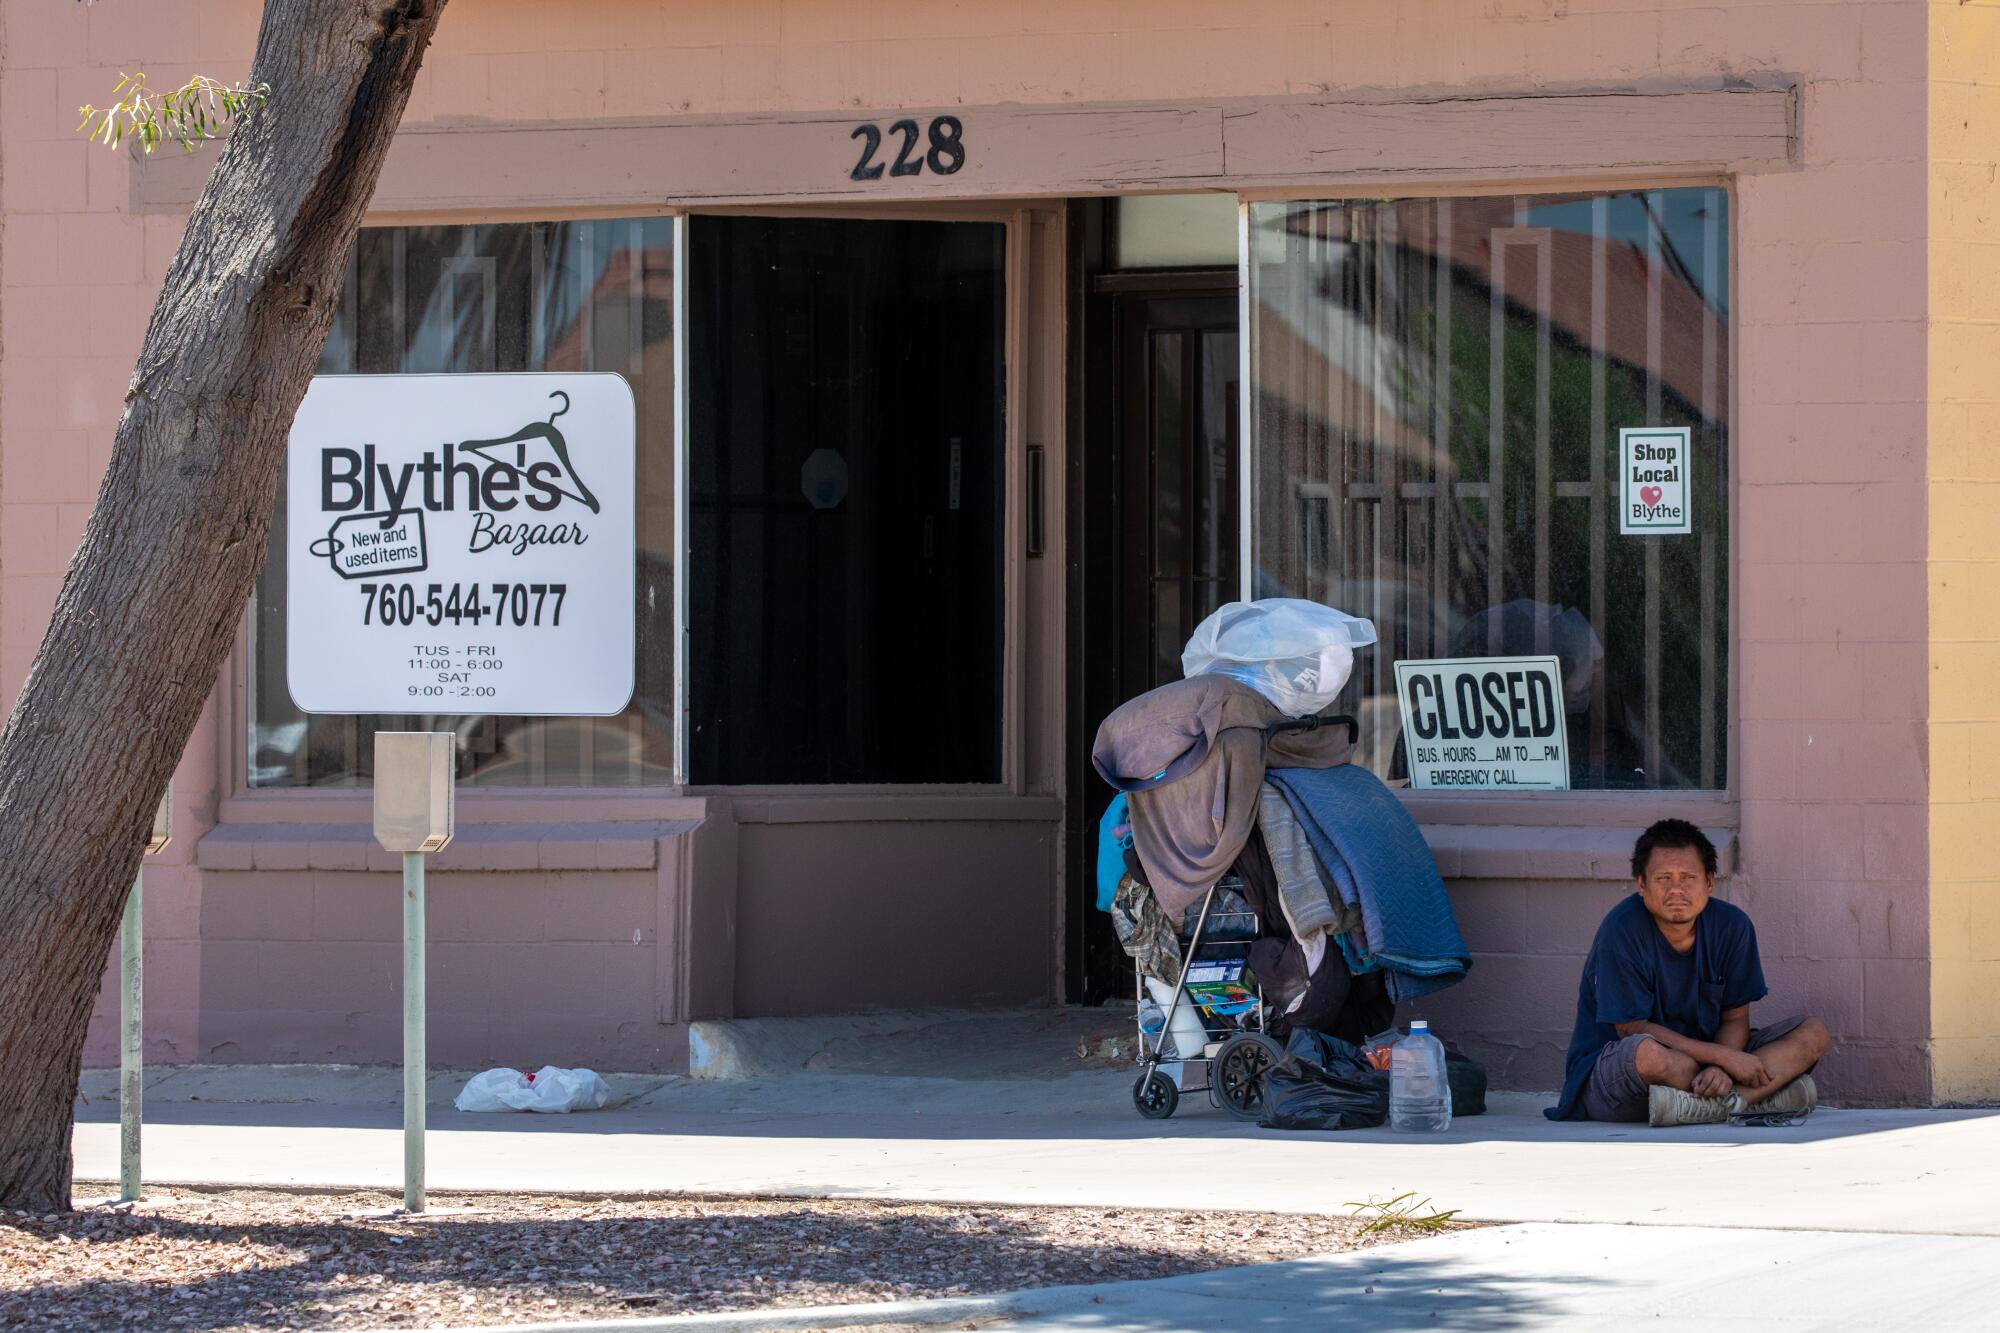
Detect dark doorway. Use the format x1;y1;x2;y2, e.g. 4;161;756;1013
1066;202;1240;1004
686;215;1007;786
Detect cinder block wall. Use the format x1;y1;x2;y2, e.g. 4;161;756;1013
1926;0;2000;1102
188;864;680;1071
1413;877;1635;1091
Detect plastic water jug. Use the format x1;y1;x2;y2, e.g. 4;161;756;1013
1390;1020;1453;1132
1143;977;1210;1061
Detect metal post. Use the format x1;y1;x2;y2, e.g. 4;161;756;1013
374;731;452;1215
118;868;143;1204
402;850;426;1213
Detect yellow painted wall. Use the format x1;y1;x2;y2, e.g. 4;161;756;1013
1929;0;2000;1101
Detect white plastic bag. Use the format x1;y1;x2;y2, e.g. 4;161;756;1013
453;1065;611;1113
1182;598;1378;717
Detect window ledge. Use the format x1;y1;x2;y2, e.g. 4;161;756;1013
1422;823;1737;882
726;793;1065;825
196;820;698;874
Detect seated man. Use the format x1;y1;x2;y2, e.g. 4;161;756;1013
1548;819;1831;1127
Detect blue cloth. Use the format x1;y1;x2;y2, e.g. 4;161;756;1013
1546;893;1768;1120
1265;766;1471;1002
1095;794;1132;913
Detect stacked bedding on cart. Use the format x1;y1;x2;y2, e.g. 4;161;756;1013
1093;601;1472;1041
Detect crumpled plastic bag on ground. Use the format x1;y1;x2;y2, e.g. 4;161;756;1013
453;1065;611;1113
1182;599;1377;717
1257;1029;1389;1131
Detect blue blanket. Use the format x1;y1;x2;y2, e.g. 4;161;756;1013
1266;765;1471;1001
1095;793;1132;913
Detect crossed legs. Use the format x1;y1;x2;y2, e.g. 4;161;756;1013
1633;1016;1831;1105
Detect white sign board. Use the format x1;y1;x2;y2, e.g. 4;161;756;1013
1393;656;1571;791
287;373;636;716
1619;426;1692;535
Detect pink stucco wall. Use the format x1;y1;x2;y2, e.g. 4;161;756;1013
2;0;1942;1099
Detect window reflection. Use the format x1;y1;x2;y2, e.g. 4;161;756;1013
249;219;677;788
1249;191;1729;789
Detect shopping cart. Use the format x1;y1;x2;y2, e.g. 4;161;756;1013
1127;713;1357;1123
1130;873;1283;1121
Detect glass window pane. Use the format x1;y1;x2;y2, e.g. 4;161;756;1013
686;216;1006;785
249;219;677;788
1248;189;1730;790
1115;194;1239;269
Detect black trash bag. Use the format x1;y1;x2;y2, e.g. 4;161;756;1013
1446;1052;1488;1117
1257;1029;1389;1131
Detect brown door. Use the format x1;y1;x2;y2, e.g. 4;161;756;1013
1115;292;1240;698
1070;276;1240;1004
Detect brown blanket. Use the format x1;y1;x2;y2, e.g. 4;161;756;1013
1094;676;1352;927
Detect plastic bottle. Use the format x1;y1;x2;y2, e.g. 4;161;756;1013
1389;1020;1453;1132
1137;1000;1166;1035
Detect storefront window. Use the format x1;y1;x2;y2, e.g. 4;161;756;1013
249;219;676;787
686;216;1006;785
1248;190;1730;790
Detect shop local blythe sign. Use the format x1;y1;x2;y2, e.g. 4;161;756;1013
286;373;636;716
1619;426;1692;535
1393;656;1571;791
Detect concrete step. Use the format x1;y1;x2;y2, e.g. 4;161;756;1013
687;1005;1137;1081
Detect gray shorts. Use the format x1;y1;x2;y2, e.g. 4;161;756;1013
1579;1015;1811;1122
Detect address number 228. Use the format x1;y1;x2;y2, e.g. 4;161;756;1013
850;116;965;181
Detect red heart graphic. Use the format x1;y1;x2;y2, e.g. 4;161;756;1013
1640;485;1664;507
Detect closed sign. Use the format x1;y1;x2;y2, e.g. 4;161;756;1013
1393;656;1571;791
287;373;636;717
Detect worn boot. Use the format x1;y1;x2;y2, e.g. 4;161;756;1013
1648;1083;1730;1127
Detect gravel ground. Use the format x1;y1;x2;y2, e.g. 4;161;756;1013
4;1186;1437;1331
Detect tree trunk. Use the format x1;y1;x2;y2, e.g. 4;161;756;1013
0;0;447;1213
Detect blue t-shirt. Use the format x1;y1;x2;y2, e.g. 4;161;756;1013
1546;893;1767;1120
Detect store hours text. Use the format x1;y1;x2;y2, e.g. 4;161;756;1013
404;643;505;699
358;581;568;628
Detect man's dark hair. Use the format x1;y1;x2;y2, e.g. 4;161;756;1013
1631;818;1717;879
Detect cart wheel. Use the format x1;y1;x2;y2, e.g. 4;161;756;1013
1215;1033;1285;1122
1132;1069;1179;1120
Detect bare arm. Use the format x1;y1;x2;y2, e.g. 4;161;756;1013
1616;1005;1769;1087
1711;1006;1750;1054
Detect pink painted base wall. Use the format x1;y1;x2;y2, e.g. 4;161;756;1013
79;809;1064;1075
733;820;1059;1017
188;867;682;1072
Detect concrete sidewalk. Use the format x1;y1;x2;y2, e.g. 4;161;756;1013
72;1058;2000;1236
897;1224;2000;1332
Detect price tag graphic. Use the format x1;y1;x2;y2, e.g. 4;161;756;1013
308;510;429;580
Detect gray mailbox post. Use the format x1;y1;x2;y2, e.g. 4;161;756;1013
119;786;172;1204
371;732;455;1213
285;374;634;1209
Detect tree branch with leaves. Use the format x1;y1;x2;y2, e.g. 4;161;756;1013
78;72;272;154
